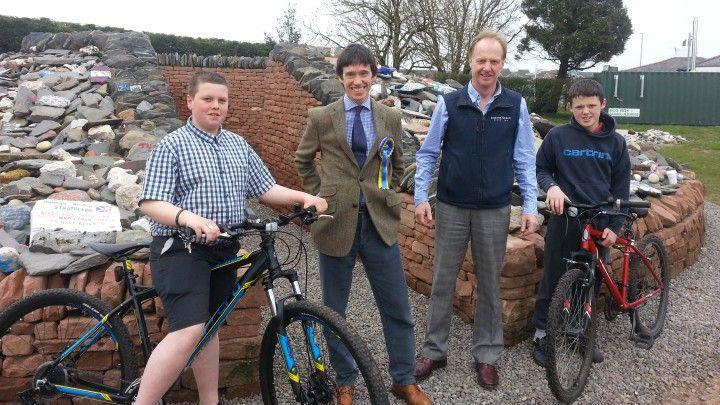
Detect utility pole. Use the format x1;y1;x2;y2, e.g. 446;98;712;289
639;33;644;67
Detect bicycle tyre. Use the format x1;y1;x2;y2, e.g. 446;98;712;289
0;289;137;403
546;268;598;404
629;234;670;338
259;300;388;405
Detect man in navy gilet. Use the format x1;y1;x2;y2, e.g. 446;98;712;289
413;30;538;389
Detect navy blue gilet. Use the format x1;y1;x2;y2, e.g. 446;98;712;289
436;84;521;209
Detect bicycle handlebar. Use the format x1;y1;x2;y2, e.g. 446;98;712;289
222;204;323;234
537;195;651;213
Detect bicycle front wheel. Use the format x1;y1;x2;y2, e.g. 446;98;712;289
259;300;388;405
629;234;670;338
0;289;137;404
545;268;598;404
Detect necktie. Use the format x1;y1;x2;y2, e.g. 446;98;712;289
351;105;367;168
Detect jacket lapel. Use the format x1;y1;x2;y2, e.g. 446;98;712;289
329;100;358;166
365;100;387;171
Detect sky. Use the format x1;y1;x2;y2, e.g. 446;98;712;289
4;0;719;73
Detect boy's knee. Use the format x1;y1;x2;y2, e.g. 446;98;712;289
167;323;204;348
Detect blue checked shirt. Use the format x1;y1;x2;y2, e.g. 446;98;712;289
140;120;276;236
343;95;376;153
414;83;538;214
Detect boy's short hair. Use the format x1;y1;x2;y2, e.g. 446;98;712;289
335;44;378;77
468;30;508;60
187;71;228;96
567;79;605;103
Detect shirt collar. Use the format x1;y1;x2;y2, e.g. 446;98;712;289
187;118;224;143
343;95;372;112
467;81;502;104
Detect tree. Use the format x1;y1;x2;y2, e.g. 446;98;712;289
275;2;302;43
517;0;632;78
413;0;521;74
310;0;427;69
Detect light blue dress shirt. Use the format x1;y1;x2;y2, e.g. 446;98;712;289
343;95;376;154
414;83;538;214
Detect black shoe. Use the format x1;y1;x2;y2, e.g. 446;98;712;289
590;347;604;363
532;336;548;368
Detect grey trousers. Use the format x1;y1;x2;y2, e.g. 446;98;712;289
422;201;511;364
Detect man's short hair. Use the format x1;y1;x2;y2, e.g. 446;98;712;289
468;30;508;60
567;79;605;103
187;71;228;96
335;44;378;77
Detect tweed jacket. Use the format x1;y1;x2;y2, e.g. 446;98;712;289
294;98;405;257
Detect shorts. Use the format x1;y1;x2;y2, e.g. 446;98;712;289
149;236;240;332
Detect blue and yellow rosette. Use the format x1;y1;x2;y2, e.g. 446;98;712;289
377;136;394;189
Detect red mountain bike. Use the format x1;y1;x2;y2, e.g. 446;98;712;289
544;199;670;403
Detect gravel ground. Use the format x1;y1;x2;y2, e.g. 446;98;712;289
228;202;720;404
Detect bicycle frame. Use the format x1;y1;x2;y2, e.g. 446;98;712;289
580;224;665;311
42;234;326;403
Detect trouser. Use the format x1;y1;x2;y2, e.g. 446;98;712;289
318;213;416;386
422;201;511;365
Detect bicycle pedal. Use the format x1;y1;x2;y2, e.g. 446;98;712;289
629;334;654;350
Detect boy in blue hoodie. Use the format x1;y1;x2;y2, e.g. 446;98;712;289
532;79;631;367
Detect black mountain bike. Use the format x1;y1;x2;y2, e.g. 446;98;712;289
0;206;388;404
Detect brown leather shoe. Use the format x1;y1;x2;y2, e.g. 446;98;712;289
336;385;354;405
391;383;432;405
474;362;499;390
414;357;447;381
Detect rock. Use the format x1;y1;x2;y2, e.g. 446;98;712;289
118;109;135;122
52;78;79;91
31;183;54;196
50;148;80;162
119;130;156;150
100;186;116;203
28;106;65;122
37;95;70;108
648;173;660;183
86;142;111;155
68;118;88;129
0;169;31;182
136;100;153;112
20;80;46;92
106;167;138;192
47;189;92;201
60;253;110;275
37;130;58;142
36;141;52;152
80;92;103;107
87;125;115;141
83;156;117;168
0;204;31;230
66;127;87;141
87;188;102;200
0;268;26;308
12;159;53;171
130;217;151;233
445;79;464;89
508;205;523;233
115;184;142;211
40;160;77;178
13;87;36;116
28;120;61;137
0;97;13;110
116;229;152;245
19;252;77;276
127;142;155;161
61;176;95;190
0;177;39;200
9;137;38;149
0;247;21;273
38;173;65;187
76;106;111;122
30;229;116;254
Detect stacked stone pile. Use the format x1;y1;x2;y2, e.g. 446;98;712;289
0;31;261;401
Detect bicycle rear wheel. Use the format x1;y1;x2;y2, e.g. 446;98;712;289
545;268;597;404
629;234;670;338
0;289;136;403
259;300;388;405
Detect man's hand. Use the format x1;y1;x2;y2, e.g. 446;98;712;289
520;214;538;236
303;195;328;214
546;185;569;215
179;211;220;244
599;228;618;247
415;201;434;227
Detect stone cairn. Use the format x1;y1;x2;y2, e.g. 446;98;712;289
0;31;262;402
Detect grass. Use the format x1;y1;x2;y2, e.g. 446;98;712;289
539;111;720;204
